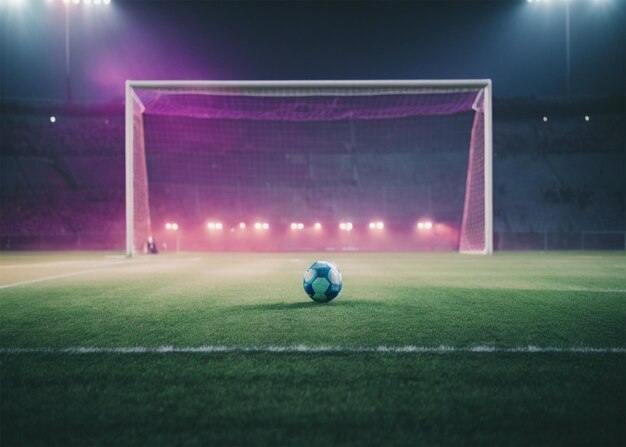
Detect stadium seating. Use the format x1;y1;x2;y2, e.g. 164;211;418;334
1;99;623;250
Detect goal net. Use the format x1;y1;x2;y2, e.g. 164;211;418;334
126;80;492;255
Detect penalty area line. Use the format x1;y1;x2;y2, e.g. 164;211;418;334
0;345;624;354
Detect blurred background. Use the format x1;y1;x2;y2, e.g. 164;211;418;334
1;0;624;251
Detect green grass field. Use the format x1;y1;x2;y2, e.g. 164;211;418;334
1;251;625;446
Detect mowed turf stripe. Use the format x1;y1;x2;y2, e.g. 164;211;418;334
1;345;624;354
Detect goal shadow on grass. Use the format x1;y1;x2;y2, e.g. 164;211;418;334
233;300;376;311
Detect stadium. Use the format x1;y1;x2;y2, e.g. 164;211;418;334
1;0;624;446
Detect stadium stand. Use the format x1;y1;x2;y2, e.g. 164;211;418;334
0;98;623;250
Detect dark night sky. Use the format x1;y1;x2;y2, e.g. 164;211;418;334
1;0;624;102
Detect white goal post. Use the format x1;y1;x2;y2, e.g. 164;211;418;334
125;80;493;256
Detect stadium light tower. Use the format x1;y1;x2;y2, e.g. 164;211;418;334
56;0;111;103
165;222;180;252
527;0;573;99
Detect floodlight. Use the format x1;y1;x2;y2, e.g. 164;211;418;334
417;221;433;230
376;222;384;230
290;223;304;230
216;223;223;230
172;223;178;230
340;222;353;231
369;222;375;229
239;222;246;229
543;116;548;122
207;222;215;230
314;223;322;230
585;115;590;122
254;222;262;230
165;223;172;230
50;116;56;123
262;223;269;230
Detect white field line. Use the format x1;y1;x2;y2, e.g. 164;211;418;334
1;260;119;269
554;288;626;293
0;345;624;355
0;260;139;290
0;269;112;290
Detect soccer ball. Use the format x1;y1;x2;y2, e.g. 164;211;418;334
303;260;342;303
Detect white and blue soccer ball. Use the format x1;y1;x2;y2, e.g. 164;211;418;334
303;260;342;303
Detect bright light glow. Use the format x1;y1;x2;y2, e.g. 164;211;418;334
291;223;304;230
376;222;384;229
63;0;70;4
8;0;24;6
585;115;590;122
543;116;548;122
369;222;376;229
239;222;246;229
254;222;262;230
262;223;269;230
94;0;101;3
165;223;172;230
207;222;223;230
72;0;80;4
166;222;179;231
314;222;322;230
417;221;433;230
340;222;353;232
83;0;91;4
49;116;56;123
103;0;110;4
172;223;178;231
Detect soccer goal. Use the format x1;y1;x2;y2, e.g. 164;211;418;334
125;80;492;255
